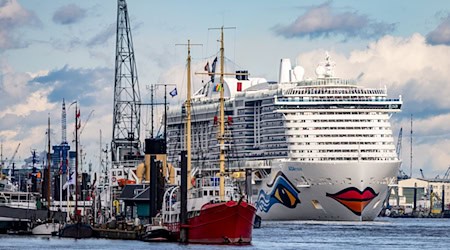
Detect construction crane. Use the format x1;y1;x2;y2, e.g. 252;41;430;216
8;143;21;168
395;128;409;179
443;166;450;179
420;168;425;179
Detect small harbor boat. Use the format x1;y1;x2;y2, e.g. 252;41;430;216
59;223;93;238
30;117;62;236
31;221;60;235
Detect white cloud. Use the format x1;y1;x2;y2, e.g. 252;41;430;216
1;89;55;118
273;1;395;40
52;4;86;25
1;60;31;98
427;15;450;45
0;0;40;50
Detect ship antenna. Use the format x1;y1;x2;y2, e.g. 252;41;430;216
324;51;335;78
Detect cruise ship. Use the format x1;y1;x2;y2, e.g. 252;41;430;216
166;53;402;221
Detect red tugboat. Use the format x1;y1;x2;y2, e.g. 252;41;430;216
144;28;256;244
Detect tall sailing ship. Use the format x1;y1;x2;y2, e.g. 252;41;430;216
154;29;256;244
167;52;402;221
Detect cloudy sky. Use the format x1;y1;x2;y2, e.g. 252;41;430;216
1;0;450;178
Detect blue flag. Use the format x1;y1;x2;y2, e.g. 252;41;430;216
169;88;177;97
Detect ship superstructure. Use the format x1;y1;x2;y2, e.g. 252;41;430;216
167;53;402;221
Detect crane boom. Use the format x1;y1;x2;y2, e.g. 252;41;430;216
396;128;403;158
443;166;450;179
8;143;21;168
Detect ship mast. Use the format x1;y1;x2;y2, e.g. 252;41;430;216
218;28;226;201
75;103;79;221
186;40;192;189
207;26;236;201
177;40;201;189
47;116;51;216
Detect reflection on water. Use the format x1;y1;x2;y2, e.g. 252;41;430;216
1;218;450;249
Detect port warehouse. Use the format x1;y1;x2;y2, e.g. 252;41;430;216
389;178;450;213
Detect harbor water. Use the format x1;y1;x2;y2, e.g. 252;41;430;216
1;218;449;249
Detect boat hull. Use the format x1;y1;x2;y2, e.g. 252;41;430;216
253;160;400;221
32;222;60;235
167;200;256;244
59;223;93;238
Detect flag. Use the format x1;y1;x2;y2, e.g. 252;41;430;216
214;84;221;92
169;88;177;97
204;62;210;72
210;57;218;83
63;172;75;190
237;82;242;92
76;109;81;129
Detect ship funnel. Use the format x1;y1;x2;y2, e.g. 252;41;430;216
279;58;292;83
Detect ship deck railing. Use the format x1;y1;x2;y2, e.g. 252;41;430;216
0;191;37;203
111;160;142;168
275;97;402;103
293;78;357;87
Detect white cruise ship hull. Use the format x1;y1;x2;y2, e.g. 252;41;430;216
253;160;400;221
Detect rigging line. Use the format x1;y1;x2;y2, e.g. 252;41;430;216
194;52;220;61
229;123;241;170
170;96;185;167
224;56;244;69
191;102;204;168
233;28;236;71
206;29;210;67
142;105;150;129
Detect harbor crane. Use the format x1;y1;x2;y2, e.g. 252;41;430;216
8;143;21;168
111;0;141;162
443;166;450;179
420;168;425;179
395;128;409;179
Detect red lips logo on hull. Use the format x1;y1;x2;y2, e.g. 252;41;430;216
326;187;378;216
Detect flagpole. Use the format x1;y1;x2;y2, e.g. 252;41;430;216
67;176;70;222
60;168;62;211
47;115;51;219
75;102;79;221
164;85;167;147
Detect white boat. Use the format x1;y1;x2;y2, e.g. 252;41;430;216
0;190;40;232
31;222;60;235
166;53;402;221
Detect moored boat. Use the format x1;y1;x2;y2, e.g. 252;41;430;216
159;176;256;244
144;29;256;244
59;223;93;238
31;222;60;235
